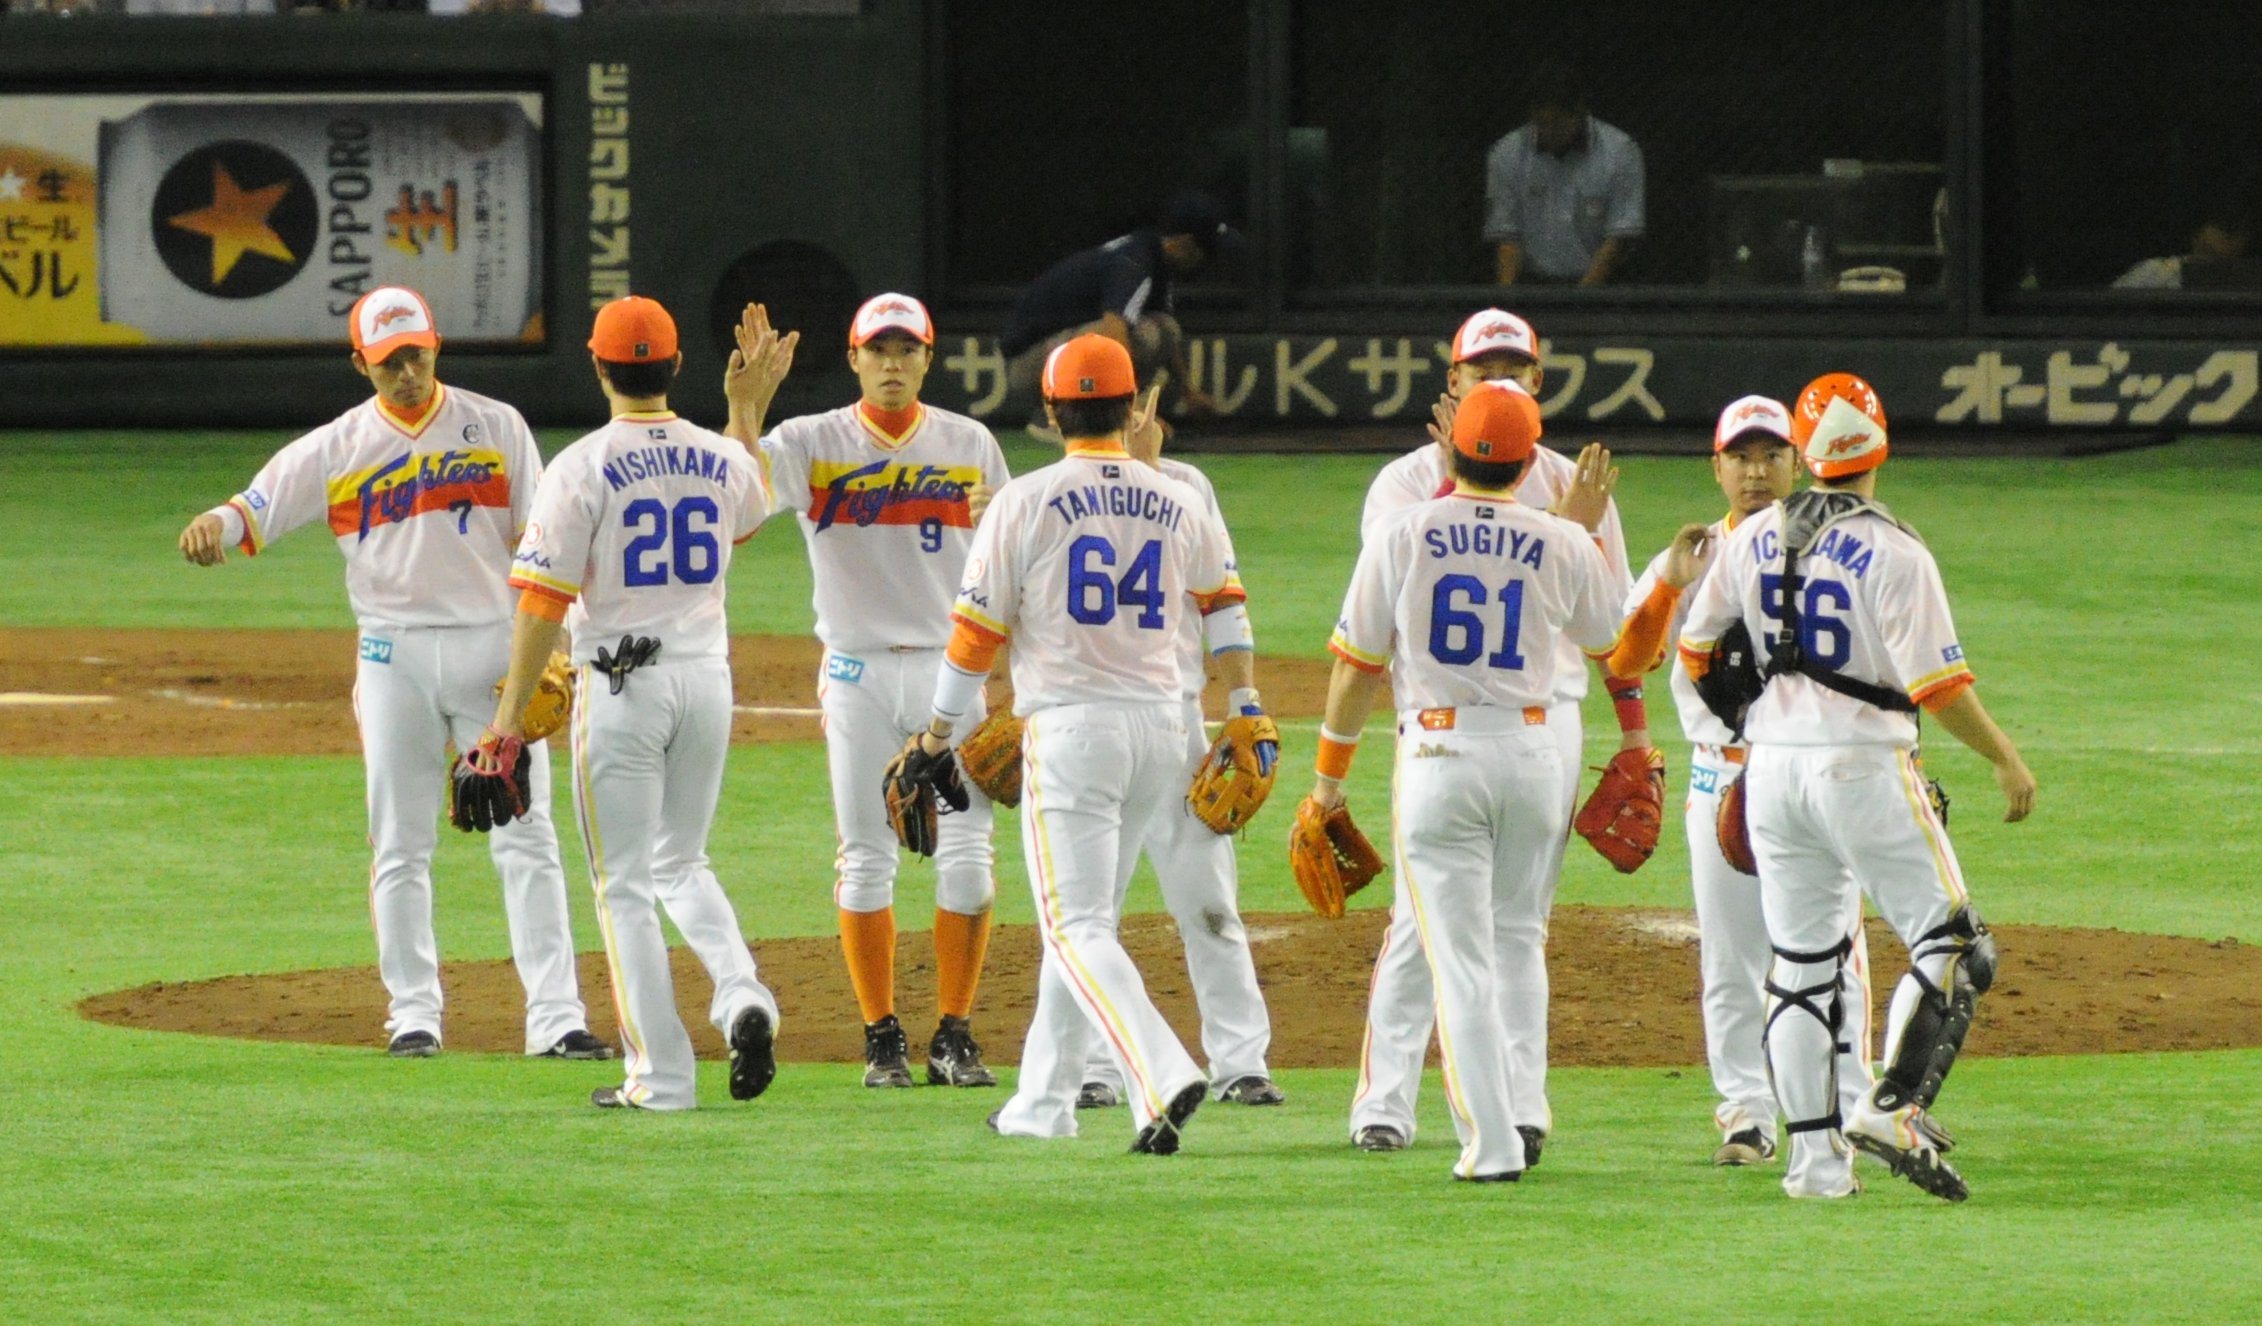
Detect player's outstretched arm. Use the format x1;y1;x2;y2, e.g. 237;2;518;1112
178;513;228;566
1925;685;2036;822
724;301;799;447
491;605;569;740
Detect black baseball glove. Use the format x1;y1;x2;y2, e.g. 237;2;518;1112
450;728;532;833
882;734;971;858
594;635;662;695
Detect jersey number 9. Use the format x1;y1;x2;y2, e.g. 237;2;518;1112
1066;534;1165;630
1428;574;1528;669
623;496;721;587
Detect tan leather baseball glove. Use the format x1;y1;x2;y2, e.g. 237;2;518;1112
1574;746;1666;874
1716;769;1757;875
1187;710;1281;834
1287;795;1384;919
496;651;576;744
955;709;1025;808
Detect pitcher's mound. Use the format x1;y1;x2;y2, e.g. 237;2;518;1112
78;908;2260;1067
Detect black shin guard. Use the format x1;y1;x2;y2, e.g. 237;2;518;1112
1763;935;1853;1136
1876;910;1997;1112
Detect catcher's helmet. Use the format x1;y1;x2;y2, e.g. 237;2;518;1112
1791;372;1888;480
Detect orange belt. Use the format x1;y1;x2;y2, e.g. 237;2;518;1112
1413;706;1548;732
1701;743;1749;765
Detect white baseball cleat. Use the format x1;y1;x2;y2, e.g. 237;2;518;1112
1844;1099;1968;1202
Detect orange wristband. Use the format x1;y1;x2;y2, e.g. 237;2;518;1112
1316;731;1358;780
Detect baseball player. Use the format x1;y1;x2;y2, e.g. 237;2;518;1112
176;285;605;1062
1309;381;1698;1180
1614;395;1873;1167
1678;373;2035;1200
911;334;1253;1154
1347;308;1635;1157
1069;406;1281;1111
752;294;1012;1089
488;295;791;1111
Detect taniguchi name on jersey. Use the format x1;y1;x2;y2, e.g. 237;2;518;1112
1426;522;1547;568
602;444;732;491
1047;480;1185;531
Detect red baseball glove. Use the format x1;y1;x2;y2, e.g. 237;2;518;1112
1573;746;1666;874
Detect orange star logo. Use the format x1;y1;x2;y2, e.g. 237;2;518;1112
166;162;296;287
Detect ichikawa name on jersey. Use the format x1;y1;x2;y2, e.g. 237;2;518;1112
808;460;978;533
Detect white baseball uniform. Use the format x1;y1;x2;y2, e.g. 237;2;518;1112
1678;500;1977;1197
204;383;588;1052
755;403;1012;918
1331;489;1625;1178
1349;442;1629;1143
1624;516;1873;1150
1075;456;1273;1099
952;444;1244;1140
511;408;780;1110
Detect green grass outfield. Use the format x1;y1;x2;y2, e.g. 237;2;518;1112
3;429;2259;1323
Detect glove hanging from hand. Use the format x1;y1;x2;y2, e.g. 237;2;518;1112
882;733;972;858
449;727;532;834
1287;795;1384;918
1574;745;1666;874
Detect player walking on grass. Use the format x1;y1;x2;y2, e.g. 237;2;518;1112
749;295;1014;1089
907;334;1252;1153
1306;381;1702;1180
1615;395;1873;1168
1678;373;2035;1200
1064;404;1281;1112
176;286;606;1063
467;296;792;1111
1347;308;1634;1158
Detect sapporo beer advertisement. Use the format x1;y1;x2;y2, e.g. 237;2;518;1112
0;92;543;348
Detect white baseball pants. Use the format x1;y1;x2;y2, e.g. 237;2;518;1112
353;622;586;1053
570;656;778;1111
1349;700;1579;1143
991;702;1207;1140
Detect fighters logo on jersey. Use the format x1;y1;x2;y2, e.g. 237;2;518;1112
359;635;394;664
807;460;981;534
1691;766;1719;795
824;654;866;685
152;141;316;298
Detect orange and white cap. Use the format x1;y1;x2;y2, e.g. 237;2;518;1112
1450;379;1542;464
1791;372;1889;479
1042;333;1136;400
1713;394;1795;452
588;295;678;363
349;286;438;363
850;292;934;347
1451;308;1539;364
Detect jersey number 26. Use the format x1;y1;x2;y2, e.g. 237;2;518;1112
623;496;720;587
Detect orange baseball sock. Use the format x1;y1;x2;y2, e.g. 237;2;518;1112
838;906;897;1025
933;907;992;1021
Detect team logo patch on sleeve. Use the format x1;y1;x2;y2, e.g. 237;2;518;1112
1943;644;1965;663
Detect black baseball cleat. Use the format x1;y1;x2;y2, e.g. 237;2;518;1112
387;1030;440;1058
1516;1125;1546;1169
541;1029;615;1061
1846;1100;1968;1202
1076;1081;1122;1110
926;1016;999;1087
1353;1125;1408;1152
1216;1075;1287;1106
728;1007;777;1101
1130;1081;1208;1156
1457;1169;1523;1184
863;1014;914;1088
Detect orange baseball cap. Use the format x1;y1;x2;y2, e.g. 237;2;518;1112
349;286;438;363
850;292;934;346
589;296;679;363
1451;308;1538;364
1042;333;1136;400
1713;394;1794;452
1450;380;1542;464
1790;372;1888;479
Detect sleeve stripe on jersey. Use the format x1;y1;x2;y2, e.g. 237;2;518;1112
509;569;581;601
1909;666;1975;705
1191;583;1248;614
1678;638;1715;680
227;497;265;555
952;603;1010;641
518;588;570;623
1328;631;1388;673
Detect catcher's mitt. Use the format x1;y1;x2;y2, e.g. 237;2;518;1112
1574;746;1666;874
882;734;971;858
1716;770;1757;875
956;709;1025;808
1287;796;1384;919
1187;709;1281;834
495;651;575;743
450;728;532;834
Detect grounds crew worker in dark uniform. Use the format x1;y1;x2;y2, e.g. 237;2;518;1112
1000;190;1243;429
